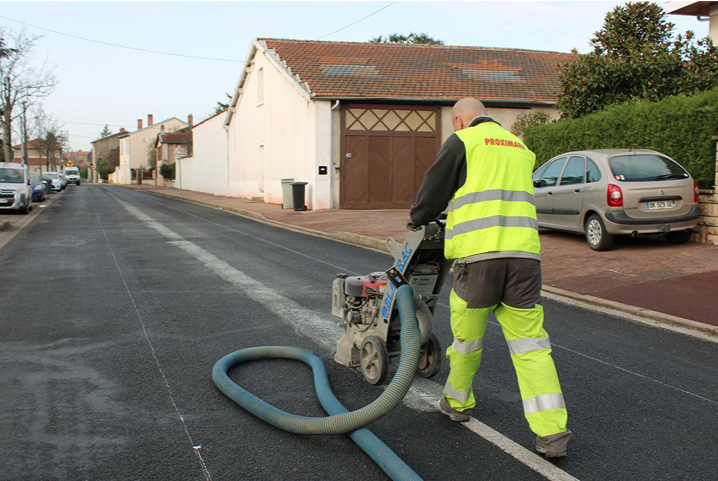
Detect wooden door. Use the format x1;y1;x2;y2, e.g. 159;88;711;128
340;105;440;209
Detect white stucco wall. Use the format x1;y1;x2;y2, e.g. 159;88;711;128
227;45;333;210
173;114;228;195
439;105;559;142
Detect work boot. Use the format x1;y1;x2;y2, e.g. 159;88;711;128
439;397;472;422
535;431;572;458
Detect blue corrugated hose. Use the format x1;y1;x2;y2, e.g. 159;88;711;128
213;284;424;481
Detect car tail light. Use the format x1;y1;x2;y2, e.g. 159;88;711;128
607;184;623;207
694;180;699;203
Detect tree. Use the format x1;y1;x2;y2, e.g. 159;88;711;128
99;124;112;138
37;127;66;172
0;27;57;162
557;2;718;119
214;92;232;115
510;111;553;140
369;32;444;45
146;142;157;170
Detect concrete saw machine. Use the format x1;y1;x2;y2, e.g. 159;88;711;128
332;219;452;384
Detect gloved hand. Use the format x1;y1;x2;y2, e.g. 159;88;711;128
406;216;422;231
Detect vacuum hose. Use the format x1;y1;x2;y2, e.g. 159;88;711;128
212;284;423;480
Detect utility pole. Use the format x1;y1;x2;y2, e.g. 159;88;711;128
21;101;28;167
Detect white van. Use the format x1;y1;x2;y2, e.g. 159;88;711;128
0;162;33;214
63;166;81;185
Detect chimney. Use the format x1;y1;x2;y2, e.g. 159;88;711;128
137;119;143;130
148;114;154;127
188;114;193;127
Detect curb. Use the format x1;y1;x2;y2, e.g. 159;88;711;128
141;188;393;253
132;186;717;341
543;286;718;338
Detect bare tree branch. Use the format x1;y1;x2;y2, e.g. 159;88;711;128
0;26;57;161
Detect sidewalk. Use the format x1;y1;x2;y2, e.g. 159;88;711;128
125;184;718;337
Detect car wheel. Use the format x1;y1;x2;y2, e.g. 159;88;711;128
585;214;614;251
666;230;692;244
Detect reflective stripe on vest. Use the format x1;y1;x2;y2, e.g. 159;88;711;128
452;189;536;210
506;336;551;355
452;337;484;354
445;122;540;259
444;381;472;403
523;392;566;414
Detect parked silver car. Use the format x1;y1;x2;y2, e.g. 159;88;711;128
0;162;33;214
532;149;700;250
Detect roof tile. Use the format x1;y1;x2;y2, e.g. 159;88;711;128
260;39;576;103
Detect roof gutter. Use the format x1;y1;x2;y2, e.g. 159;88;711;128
311;97;557;107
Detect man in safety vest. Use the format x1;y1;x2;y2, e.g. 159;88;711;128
408;98;572;457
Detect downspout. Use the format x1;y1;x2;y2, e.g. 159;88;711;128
329;100;340;209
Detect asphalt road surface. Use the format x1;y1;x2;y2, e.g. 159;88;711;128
1;185;716;481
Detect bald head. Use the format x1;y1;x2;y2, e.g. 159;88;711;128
452;98;488;131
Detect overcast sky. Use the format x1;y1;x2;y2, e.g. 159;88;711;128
0;1;709;151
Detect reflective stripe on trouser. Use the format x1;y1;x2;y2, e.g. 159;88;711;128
444;289;568;437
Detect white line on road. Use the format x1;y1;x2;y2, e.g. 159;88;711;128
96;200;213;481
115;197;580;481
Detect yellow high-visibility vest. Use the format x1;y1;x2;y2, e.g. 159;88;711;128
445;122;540;260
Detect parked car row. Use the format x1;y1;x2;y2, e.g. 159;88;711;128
532;149;700;251
0;162;75;215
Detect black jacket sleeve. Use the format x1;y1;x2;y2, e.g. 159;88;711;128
409;133;466;226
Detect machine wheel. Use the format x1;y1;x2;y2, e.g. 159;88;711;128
360;336;389;385
666;230;692;244
585;214;613;251
416;333;442;378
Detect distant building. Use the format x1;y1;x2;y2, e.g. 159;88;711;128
11;138;62;174
91;128;129;182
155;129;193;187
113;114;188;184
64;150;91;169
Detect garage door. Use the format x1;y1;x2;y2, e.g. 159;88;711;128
340;104;441;209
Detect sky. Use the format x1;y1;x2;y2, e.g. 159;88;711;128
0;1;710;152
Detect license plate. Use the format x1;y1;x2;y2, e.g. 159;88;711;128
647;200;675;209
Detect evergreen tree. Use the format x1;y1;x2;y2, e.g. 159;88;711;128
557;2;718;119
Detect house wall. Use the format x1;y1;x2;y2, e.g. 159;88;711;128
438;105;559;142
228;49;332;209
117;119;187;184
174;114;228;195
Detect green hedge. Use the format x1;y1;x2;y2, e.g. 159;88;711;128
524;88;718;189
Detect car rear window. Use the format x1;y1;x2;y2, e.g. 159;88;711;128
609;154;689;182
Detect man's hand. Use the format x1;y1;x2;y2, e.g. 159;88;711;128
406;216;422;231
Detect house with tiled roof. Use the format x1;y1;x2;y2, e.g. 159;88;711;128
155;129;192;187
111;114;188;184
218;38;576;209
12;139;47;172
91;128;129;183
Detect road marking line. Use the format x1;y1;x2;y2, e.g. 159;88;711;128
97;200;213;481
116;197;580;481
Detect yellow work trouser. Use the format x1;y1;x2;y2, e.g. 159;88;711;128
444;289;568;437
